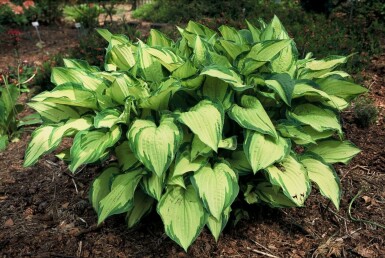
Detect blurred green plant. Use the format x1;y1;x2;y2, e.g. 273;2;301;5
353;95;378;128
63;3;105;28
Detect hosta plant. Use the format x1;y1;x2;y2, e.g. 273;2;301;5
24;16;366;251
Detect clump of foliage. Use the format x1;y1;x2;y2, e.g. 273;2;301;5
63;3;104;28
0;0;39;26
24;17;366;251
353;95;378;128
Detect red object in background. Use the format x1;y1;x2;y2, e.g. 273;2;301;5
22;0;34;9
7;29;22;43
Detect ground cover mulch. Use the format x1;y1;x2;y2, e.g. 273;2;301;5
0;23;384;257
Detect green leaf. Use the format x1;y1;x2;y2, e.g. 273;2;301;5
157;185;207;251
141;172;165;201
228;95;278;139
201;65;250;91
69;125;121;172
300;157;341;209
89;165;120;212
174;146;208;178
219;25;245;44
200;76;233;110
228;150;252;176
136;41;164;83
31;83;98;109
265;155;311;206
265;73;295;106
292;81;331;101
27;102;81;123
115;141;140;171
94;109;121;128
190;134;213;160
244;130;290;173
98;168;145;224
307;140;360;164
51;67;106;93
191;162;238;220
246;20;261;42
277;122;315;145
220;40;250;61
148;29;173;47
126;190;154;228
128;115;182;177
316;77;368;101
96;28;113;42
24;117;93;167
139;79;180;110
63;58;100;73
254;182;297;208
146;47;184;72
185;20;216;39
107;44;136;71
178;100;224;152
207;207;231;242
108;74;149;105
287;104;342;134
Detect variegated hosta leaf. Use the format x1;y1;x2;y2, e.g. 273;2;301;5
128;115;182;177
89;164;120;212
185;20;216;39
141;171;165;201
270;42;297;76
173;145;208;178
260;15;290;40
178;100;224;152
254;182;297;208
300;157;341;209
69;125;121;172
108;74;149;105
306;140;360;164
94;109;121;128
219;40;250;61
139;79;181;110
316;77;368;101
287;104;342;134
172;60;198;79
63;58;100;73
277;121;315;144
207;207;231;242
145;47;184;72
228;95;278;139
246;19;261;42
265;155;311;206
51;67;107;93
31;83;98;109
157;185;207;251
190;134;213;160
244;130;289;173
98;168;145;224
240;39;292;75
147;29;173;47
200;76;233;110
201;65;251;91
24;117;93;167
265;73;295;106
136;41;164;82
126;190;154;228
299;55;349;79
115;141;140;171
228;150;252;176
219;25;245;44
27;102;82;123
218;136;237;150
292;81;331;101
191;162;239;220
105;44;135;71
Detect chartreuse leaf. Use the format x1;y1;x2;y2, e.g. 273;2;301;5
136;41;164;82
89;164;120;212
220;40;250;61
207;206;231;241
69;125;121;172
31;83;98;109
201;65;250;91
96;28;113;42
219;25;245;44
265;73;295;106
307;140;360;164
27;102;81;123
63;58;100;73
126;189;154;228
51;67;106;93
24;117;93;167
107;44;136;71
254;182;297;208
173;145;208;178
98;168;145;224
145;47;184;72
178;100;224;152
185;20;216;39
128;115;182;177
228;150;252;176
157;185;207;251
277;122;315;145
141;172;165;201
316;77;368;101
300;156;341;209
108;74;149;105
299;55;349;79
94;109;121;128
139;79;181;110
172;60;198;79
287;104;342;134
265;155;311;206
148;29;173;47
192;162;239;220
228;95;278;139
244;130;289;173
201;76;233;110
292;81;331;101
246;20;261;42
218;136;237;150
115;141;140;171
190;134;213;160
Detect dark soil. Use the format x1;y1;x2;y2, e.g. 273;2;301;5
1;24;385;257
